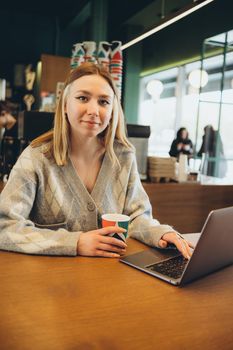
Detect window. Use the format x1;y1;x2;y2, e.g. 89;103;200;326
139;30;233;178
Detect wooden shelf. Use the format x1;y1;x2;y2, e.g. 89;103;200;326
40;54;70;94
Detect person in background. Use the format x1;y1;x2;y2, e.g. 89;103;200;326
197;124;227;178
0;101;18;178
0;101;17;138
169;127;193;159
0;63;193;259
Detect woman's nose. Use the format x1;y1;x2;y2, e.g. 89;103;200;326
87;100;99;116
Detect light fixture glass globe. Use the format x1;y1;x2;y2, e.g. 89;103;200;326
188;69;208;89
146;80;164;97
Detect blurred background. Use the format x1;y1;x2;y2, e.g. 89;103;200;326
0;0;233;180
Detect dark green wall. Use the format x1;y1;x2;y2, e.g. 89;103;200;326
0;11;56;79
0;4;106;81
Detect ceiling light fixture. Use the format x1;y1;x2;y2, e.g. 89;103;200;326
121;0;215;51
146;80;164;97
188;69;208;88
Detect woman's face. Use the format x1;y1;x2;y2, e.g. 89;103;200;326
181;129;188;139
65;74;114;139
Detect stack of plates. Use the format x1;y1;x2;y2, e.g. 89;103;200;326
148;156;176;182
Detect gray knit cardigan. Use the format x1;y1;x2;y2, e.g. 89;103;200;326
0;142;176;255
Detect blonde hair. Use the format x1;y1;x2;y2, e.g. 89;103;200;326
31;62;133;166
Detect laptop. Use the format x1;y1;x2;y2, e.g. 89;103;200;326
120;207;233;286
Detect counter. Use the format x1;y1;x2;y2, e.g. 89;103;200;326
143;181;233;233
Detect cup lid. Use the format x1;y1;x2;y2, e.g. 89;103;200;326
102;213;130;222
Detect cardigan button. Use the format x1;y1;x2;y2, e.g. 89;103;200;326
87;202;95;211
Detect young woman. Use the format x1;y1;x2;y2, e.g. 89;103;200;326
0;63;193;258
169;127;193;159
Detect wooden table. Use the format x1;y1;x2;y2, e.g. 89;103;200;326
143;182;233;233
0;238;232;350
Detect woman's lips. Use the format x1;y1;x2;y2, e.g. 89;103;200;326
81;120;100;127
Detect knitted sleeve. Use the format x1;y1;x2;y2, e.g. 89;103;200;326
0;148;80;256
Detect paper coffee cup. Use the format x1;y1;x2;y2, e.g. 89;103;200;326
102;213;130;242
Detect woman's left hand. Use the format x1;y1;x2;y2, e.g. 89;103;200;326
159;232;195;259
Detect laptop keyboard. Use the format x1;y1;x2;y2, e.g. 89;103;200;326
147;255;188;279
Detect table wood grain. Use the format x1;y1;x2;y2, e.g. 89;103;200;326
0;238;232;350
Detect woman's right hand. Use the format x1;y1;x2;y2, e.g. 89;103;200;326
76;226;127;258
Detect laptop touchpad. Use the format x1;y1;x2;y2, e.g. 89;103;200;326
122;248;180;267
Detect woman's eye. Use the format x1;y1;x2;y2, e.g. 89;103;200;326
99;99;110;106
76;96;88;102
